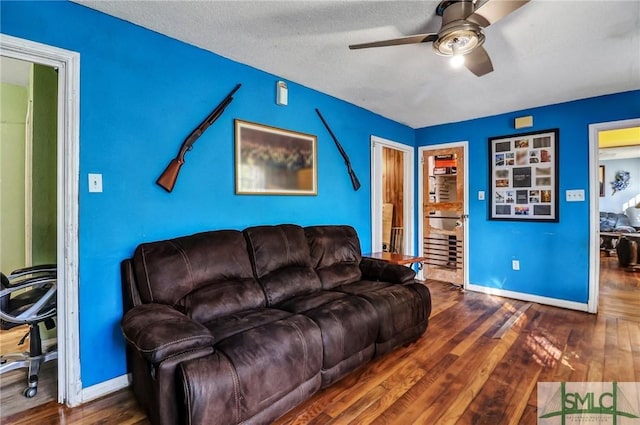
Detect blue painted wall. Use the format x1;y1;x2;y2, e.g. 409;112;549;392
416;91;640;303
1;1;415;388
3;0;639;392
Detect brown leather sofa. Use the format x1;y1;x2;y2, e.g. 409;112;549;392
121;224;431;425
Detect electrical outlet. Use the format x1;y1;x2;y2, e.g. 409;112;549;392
512;260;520;271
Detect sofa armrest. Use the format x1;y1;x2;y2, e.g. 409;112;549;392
359;257;416;284
122;304;215;364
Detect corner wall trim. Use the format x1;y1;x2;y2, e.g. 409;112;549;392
466;284;590;312
81;374;130;404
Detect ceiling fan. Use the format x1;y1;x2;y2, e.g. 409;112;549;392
349;0;530;77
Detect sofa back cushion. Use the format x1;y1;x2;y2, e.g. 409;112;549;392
132;230;266;320
244;224;322;305
305;225;362;289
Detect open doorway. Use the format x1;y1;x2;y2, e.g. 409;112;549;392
370;136;414;256
418;142;468;287
0;34;81;408
588;118;640;315
1;55;59;415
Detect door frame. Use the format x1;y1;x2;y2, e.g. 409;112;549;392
418;141;469;285
370;136;415;256
1;34;82;406
587;117;640;314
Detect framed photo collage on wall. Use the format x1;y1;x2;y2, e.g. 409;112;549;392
489;129;559;222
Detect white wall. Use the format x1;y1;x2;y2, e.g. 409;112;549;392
599;157;640;212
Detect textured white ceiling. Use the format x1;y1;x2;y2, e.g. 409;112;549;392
75;0;640;129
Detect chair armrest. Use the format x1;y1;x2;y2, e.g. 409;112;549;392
122;304;215;364
10;264;56;278
359;257;416;284
0;277;56;324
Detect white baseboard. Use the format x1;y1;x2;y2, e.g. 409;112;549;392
81;373;131;403
465;283;590;312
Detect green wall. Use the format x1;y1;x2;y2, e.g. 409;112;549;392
30;64;58;265
0;83;28;272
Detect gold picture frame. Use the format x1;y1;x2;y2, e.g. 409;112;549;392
235;119;317;195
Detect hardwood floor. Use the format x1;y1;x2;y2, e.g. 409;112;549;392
0;326;57;418
598;253;640;322
1;260;638;425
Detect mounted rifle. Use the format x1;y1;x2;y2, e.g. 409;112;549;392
315;108;361;191
157;83;241;192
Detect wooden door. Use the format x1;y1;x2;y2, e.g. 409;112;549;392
422;146;465;286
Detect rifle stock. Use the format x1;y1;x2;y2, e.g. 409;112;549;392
157;83;241;193
156;158;184;192
347;167;361;191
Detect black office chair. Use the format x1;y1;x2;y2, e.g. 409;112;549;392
0;265;57;398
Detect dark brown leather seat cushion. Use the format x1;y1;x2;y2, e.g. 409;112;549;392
179;314;323;425
276;290;347;314
343;283;429;342
302;296;378;371
203;308;291;343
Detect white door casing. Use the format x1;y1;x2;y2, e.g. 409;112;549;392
0;34;82;406
587;117;640;314
370;136;415;256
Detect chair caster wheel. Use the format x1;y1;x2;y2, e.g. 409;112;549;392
24;387;37;398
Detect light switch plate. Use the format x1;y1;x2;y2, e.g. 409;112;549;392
478;191;485;201
88;173;103;193
566;189;585;202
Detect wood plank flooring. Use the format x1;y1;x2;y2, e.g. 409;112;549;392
0;326;57;418
1;257;638;425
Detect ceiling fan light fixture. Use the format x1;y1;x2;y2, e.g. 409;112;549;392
433;29;483;56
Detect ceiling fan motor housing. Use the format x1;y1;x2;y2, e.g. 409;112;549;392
433;0;485;56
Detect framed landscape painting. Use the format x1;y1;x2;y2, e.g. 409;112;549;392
488;129;559;221
235;119;317;195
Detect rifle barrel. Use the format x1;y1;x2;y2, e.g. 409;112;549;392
157;83;242;193
315;108;361;191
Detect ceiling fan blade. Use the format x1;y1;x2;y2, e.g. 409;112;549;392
467;0;530;27
349;33;438;50
464;46;494;77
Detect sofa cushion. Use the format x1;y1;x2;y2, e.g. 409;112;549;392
132;230;259;307
203;308;291;343
304;225;362;289
178;278;266;324
302;296;378;375
244;224;322;305
180;314;323;425
337;280;393;294
335;280;431;356
600;211;637;233
276;291;348;314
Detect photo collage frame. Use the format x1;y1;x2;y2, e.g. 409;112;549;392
489;129;559;221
